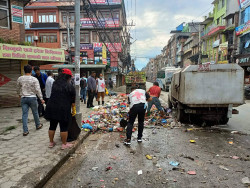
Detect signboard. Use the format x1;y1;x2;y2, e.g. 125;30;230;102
212;39;220;48
102;43;107;65
236;20;250;36
239;0;250;9
11;5;23;24
80;18;119;28
90;0;121;4
198;63;210;72
0;44;65;62
80;44;93;50
0;74;11;87
219;42;228;56
93;43;122;53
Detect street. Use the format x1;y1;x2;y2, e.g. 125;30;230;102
44;83;250;188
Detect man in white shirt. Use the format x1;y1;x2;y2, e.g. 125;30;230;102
124;86;150;146
17;65;45;136
96;73;106;106
45;71;55;104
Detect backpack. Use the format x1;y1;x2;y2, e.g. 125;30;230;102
80;79;87;89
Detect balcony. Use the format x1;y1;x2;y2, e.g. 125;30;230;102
202;24;226;38
202;12;214;25
28;23;60;30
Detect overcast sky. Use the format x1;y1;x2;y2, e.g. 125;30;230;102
126;0;214;70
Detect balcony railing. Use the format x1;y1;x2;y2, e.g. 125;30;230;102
29;23;60;29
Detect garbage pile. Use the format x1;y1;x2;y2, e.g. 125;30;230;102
81;93;175;133
82;93;129;133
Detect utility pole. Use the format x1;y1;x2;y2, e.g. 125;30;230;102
74;0;81;126
67;12;71;64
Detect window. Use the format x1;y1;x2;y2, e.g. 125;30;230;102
62;12;67;23
0;0;9;28
25;35;34;43
241;6;250;24
92;31;98;42
69;12;74;23
222;0;225;8
100;11;110;19
62;33;67;43
113;11;119;19
39;33;57;43
38;13;57;23
80;32;90;43
113;32;120;42
217;18;220;25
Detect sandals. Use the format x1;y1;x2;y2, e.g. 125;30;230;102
36;124;43;130
61;143;73;150
23;132;29;136
48;142;56;148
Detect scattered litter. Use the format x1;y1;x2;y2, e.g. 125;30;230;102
106;166;112;171
216;154;220;157
77;178;81;182
219;165;229;171
114;178;119;181
241;177;250;185
231;131;239;134
100;180;105;182
82;123;93;130
190;140;196;143
146;155;153;160
232;156;239;160
115;144;120;148
138;170;143;175
172;167;185;172
228;141;234;145
91;167;98;171
187;171;196;175
169;161;179;167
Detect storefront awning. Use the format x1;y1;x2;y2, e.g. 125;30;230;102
52;64;106;69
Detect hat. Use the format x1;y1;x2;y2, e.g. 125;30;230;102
62;69;72;77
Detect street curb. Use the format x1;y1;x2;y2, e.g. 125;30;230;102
34;131;90;188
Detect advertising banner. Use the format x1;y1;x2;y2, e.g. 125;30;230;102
80;44;93;50
102;43;107;59
219;42;228;57
239;0;250;9
11;5;23;24
0;44;65;62
90;0;121;4
80;18;96;28
236;20;250;36
80;18;119;28
93;43;122;53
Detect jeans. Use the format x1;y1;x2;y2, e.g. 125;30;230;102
21;97;40;133
80;88;87;101
147;97;163;112
126;103;146;140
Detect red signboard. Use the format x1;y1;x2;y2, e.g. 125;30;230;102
0;74;11;87
207;26;226;36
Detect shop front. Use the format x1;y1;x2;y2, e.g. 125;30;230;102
0;43;65;107
236;53;250;84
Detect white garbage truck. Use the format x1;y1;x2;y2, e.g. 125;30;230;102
168;64;245;126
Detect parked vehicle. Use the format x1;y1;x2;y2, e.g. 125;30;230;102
244;85;250;99
168;64;244;126
157;67;181;92
125;71;146;94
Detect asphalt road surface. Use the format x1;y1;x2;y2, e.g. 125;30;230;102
44;83;250;188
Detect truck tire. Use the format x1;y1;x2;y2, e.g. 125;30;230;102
177;105;188;123
219;116;229;125
168;97;173;109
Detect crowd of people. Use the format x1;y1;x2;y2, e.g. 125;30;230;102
17;65;164;148
17;66;114;149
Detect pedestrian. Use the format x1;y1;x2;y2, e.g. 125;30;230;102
147;82;164;116
80;73;87;104
45;69;76;150
17;65;44;136
124;86;150;146
108;78;114;89
45;71;54;104
33;66;48;117
87;71;96;108
96;73;106;105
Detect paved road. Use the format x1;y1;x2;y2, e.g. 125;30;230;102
146;82;250;135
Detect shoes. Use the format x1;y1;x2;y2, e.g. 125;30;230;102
23;132;29;136
124;139;131;146
36;124;43;130
84;100;86;104
48;142;56;148
61;143;73;150
137;138;142;143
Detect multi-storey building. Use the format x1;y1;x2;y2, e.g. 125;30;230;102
24;0;130;86
0;0;65;107
235;0;250;84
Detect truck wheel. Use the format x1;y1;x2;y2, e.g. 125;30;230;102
168;97;173;109
219;116;229;125
177;106;188;123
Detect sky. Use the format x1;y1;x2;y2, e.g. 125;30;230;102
126;0;214;70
